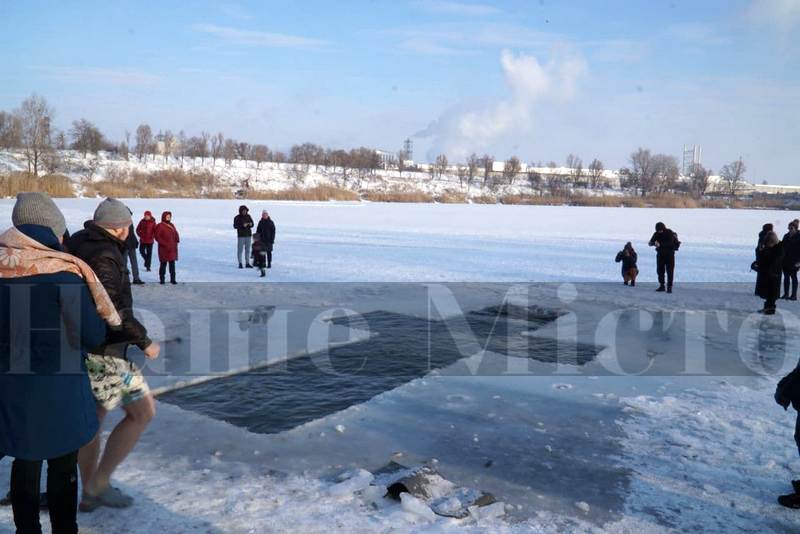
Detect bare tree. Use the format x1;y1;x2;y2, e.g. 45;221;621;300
176;130;187;168
720;158;747;197
397;150;407;177
162;130;176;164
503;156;521;184
69;119;105;157
236;141;251;165
252;144;269;169
566;153;584;187
689;164;710;198
135;124;152;161
628;148;653;196
588;158;604;189
482;154;494;189
223;139;237;167
211;132;224;166
15;94;54;176
434;154;448;178
0;111;23;149
467;153;479;191
651;154;680;193
54;131;67;151
527;170;543;192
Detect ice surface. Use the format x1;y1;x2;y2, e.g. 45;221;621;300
1;199;799;532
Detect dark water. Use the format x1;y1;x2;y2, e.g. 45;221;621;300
160;304;601;434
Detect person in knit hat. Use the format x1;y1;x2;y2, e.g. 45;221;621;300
2;192;108;533
65;198;160;511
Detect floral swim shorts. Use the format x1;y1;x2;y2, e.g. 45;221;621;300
85;353;151;411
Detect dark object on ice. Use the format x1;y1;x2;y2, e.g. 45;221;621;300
383;464;496;518
775;367;800;411
778;493;800;509
792;480;800;494
756;232;784;315
256;212;276;269
386;465;443;501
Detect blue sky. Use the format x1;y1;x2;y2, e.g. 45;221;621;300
1;0;798;182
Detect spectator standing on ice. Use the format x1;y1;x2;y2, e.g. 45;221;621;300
234;205;254;269
775;364;800;508
136;210;156;272
256;210;276;269
66;198;161;511
782;220;800;300
154;211;180;285
648;222;680;293
0;193;116;533
251;233;268;277
614;242;638;286
125;211;143;285
755;231;784;315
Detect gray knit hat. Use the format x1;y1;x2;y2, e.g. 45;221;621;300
93;198;132;229
12;192;67;238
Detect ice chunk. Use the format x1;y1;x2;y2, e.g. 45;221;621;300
400;493;436;521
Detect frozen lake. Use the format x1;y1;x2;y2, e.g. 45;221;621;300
1;199;799;532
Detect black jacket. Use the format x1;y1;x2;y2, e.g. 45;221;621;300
782;231;800;268
256;218;276;245
66;222;151;357
125;223;138;251
234;212;254;238
615;250;638;273
649;229;679;256
776;366;800;411
755;242;784;300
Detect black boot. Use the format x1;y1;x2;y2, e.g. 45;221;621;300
623;280;629;286
260;269;266;278
239;262;243;269
133;279;145;285
160;279;165;285
667;286;672;293
630;280;635;287
656;285;666;292
779;493;800;508
782;294;789;300
246;263;253;268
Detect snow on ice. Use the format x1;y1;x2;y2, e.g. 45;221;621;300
1;199;799;532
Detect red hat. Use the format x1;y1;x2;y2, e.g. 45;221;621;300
144;210;152;217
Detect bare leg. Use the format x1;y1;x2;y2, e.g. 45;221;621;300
85;395;155;496
78;405;108;496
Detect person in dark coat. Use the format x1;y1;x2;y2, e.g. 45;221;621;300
233;205;254;269
755;231;784;315
251;233;267;277
135;210;156;272
154;211;180;284
782;221;800;300
125;214;143;285
648;222;680;293
775;365;800;508
256;210;276;269
755;223;775;295
0;192;108;533
65;198;160;511
615;242;638;286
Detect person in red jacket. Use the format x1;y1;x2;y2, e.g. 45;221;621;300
135;211;156;272
153;211;180;285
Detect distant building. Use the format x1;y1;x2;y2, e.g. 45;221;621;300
374;149;397;169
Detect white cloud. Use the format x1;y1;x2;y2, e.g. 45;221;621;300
193;24;329;49
415;50;587;161
415;0;501;16
29;66;160;86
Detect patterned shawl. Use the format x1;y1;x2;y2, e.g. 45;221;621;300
0;227;122;326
